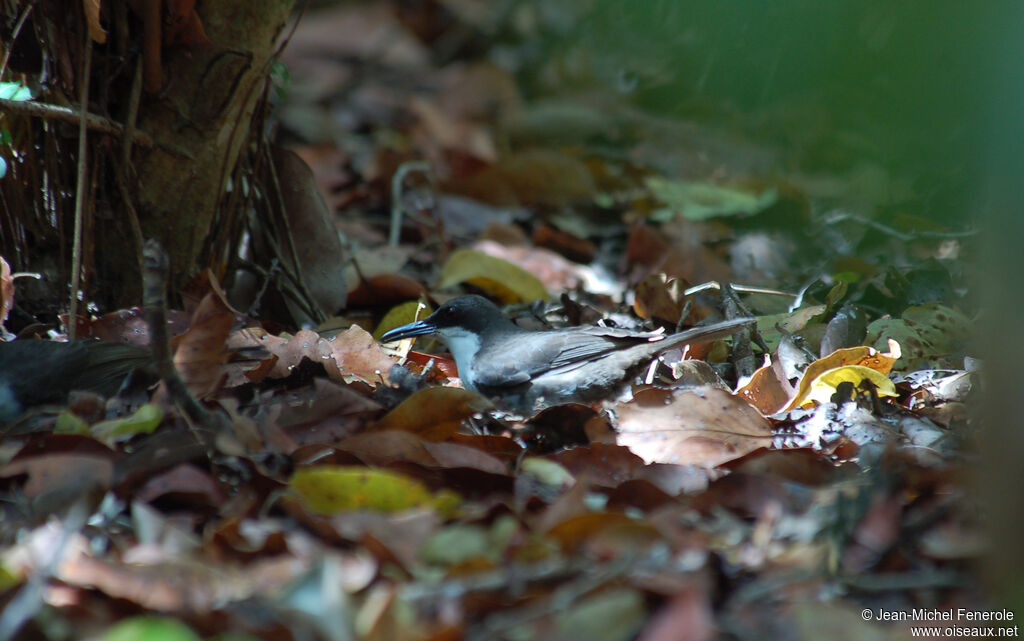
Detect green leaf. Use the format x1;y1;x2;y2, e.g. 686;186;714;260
270;59;290;101
55;410;91;434
0;82;33;101
420;524;491;565
97;617;201;641
645;176;777;221
290;465;460;516
554;588;647;641
92;404;163;441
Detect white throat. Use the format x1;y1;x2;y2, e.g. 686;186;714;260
436;328;482;388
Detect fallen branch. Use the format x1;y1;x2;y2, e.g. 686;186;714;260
0;96;155;148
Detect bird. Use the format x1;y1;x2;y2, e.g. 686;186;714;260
381;295;754;414
0;339;152;424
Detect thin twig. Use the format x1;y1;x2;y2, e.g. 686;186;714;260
112;155;146;268
141;239;227;449
684;281;796;298
821;209;978;241
0;0;36;79
120;55;144;169
68;36;92;341
0;96;154;147
389;160;432;246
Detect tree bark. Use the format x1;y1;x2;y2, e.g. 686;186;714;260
129;0;295;296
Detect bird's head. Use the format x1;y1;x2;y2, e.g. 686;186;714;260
381;295;516;345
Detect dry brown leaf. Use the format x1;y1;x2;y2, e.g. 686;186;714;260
172;292;233;399
633;273;694;325
445;149;596;207
410;96;498;164
546;512;659;552
531;222;596;264
324;325;398;385
0;453;113;499
370;387;492;440
736;360;792;415
615;386;772;468
58;552;311;612
83;0;107;43
336;430;507;475
134;463;227;507
347;273;427;308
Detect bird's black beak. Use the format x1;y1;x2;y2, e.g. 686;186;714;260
381;319;437;343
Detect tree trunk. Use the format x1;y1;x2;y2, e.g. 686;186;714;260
128;0;295;298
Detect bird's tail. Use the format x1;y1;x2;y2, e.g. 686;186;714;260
659;316;756;350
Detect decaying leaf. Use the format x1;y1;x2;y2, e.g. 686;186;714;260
171;292;233;399
323;325;398;385
784;341;901;411
615;386;773;468
290;465;459;515
250;325;397;387
370;387;492;440
437;248;548;303
83;0;107;43
736;359;793;415
796;365;899;407
866;302;972;370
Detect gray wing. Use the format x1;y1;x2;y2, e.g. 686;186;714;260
470;318;753;389
472;327;660;388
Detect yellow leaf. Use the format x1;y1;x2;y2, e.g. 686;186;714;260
784;343;901;411
92;404;163;441
371;387;492;440
799;365;898;407
290;466;460;516
437;249;547;303
373;300;431;341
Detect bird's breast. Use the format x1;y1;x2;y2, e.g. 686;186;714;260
438;330;483;389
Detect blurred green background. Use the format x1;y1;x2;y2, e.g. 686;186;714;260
545;0;1015;224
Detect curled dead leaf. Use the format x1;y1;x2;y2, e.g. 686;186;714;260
784;342;901;411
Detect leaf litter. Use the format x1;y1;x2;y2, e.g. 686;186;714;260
0;3;987;640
